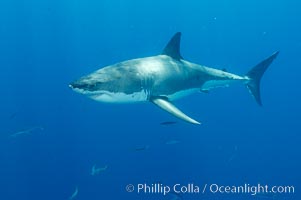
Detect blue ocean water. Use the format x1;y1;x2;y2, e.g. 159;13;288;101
0;0;300;199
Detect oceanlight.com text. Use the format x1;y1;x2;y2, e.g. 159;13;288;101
125;183;295;196
208;183;295;195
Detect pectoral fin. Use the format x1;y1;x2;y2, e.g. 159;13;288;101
151;97;201;125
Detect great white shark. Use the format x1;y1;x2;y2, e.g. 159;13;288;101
69;32;279;125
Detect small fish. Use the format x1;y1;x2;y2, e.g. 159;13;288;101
134;145;150;151
160;121;177;126
69;186;78;200
10;126;44;138
165;140;181;145
200;89;210;93
91;165;108;176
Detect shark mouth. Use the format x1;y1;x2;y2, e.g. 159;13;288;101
69;85;110;97
69;84;148;103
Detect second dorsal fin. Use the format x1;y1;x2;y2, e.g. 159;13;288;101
161;32;183;60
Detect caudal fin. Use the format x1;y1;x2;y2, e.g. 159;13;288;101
246;51;279;106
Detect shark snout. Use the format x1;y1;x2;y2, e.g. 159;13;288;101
69;78;90;89
69;81;80;89
69;79;103;92
68;80;89;93
69;81;82;91
69;81;89;95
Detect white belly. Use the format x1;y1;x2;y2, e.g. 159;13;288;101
90;90;148;103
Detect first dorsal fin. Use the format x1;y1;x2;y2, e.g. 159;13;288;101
161;32;183;60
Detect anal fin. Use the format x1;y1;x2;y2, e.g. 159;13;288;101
151;97;201;125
